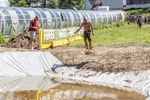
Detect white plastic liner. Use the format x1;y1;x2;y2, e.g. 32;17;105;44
0;52;61;76
0;51;150;99
51;67;150;99
0;76;60;92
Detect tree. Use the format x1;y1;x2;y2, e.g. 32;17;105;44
9;0;29;7
9;0;41;7
9;0;59;8
58;0;86;10
9;0;86;9
47;0;59;8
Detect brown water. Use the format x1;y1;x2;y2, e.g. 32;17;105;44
0;83;145;100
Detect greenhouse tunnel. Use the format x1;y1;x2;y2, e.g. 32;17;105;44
0;7;127;36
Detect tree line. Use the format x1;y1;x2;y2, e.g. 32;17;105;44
8;0;86;10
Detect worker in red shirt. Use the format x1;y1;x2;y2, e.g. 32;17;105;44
28;16;39;49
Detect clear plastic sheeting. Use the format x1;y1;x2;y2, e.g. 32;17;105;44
0;0;10;7
0;7;127;35
0;52;62;76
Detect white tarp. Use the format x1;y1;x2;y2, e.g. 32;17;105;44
0;52;62;76
51;67;150;99
0;76;60;92
0;0;10;7
0;51;150;99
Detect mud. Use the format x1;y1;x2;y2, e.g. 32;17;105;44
48;46;150;72
2;31;39;49
0;83;145;100
1;45;150;73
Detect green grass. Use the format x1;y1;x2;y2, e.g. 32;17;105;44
70;24;150;47
125;8;150;16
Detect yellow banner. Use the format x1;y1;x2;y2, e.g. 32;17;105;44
39;28;83;49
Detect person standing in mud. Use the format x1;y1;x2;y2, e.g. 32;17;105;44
74;17;94;51
137;16;142;28
28;16;39;49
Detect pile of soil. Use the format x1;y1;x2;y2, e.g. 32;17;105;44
3;31;39;49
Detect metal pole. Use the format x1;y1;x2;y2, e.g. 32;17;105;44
45;0;47;8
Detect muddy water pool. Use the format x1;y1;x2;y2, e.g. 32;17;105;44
0;76;145;100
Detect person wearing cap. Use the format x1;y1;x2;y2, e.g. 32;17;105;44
28;16;39;49
74;17;94;51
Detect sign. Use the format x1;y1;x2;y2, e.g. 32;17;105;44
43;27;83;42
39;27;84;49
43;29;55;41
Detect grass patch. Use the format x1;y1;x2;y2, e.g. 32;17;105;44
70;24;150;47
0;34;7;45
125;8;150;16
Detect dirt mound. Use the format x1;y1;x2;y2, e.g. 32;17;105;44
3;31;39;49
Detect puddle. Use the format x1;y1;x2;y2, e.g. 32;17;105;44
0;76;145;100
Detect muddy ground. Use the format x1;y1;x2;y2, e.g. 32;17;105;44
1;31;150;72
0;32;149;100
48;46;150;72
1;45;150;73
